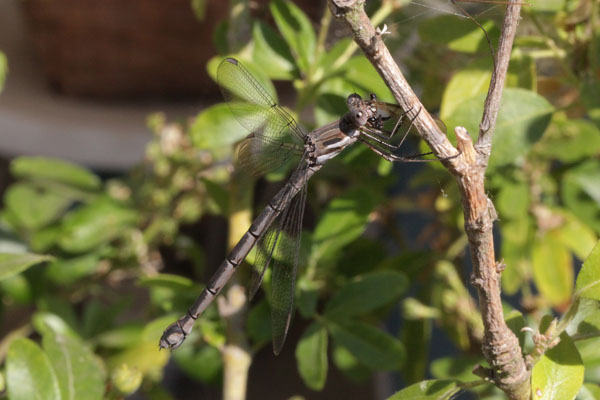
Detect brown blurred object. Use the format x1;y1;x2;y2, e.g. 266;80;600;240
21;0;228;99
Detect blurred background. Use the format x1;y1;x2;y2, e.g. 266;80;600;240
0;0;599;399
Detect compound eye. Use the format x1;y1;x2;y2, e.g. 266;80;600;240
356;111;363;118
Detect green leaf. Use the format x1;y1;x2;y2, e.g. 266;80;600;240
190;103;251;151
576;241;600;301
5;183;73;230
59;197;138;253
324;271;407;318
581;78;600;129
441;65;492;121
295;322;328;390
0;51;7;92
577;383;600;400
496;178;530;219
430;355;484;382
36;314;106;400
332;344;371;382
0;252;53;280
269;0;316;74
172;344;222;383
246;299;272;345
532;233;573;306
6;338;61;400
531;317;584;400
326;318;404;370
444;88;553;171
553;211;598;261
46;253;99;285
563;161;600;233
535;118;600;163
419;15;499;54
11;157;101;190
386;379;460;400
343;57;394;102
312;189;376;261
251;21;296;80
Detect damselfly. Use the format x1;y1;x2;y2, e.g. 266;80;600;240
160;57;448;354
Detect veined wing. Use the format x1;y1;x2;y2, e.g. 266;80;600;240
217;58;307;144
248;161;309;355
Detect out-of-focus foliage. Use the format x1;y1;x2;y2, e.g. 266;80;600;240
0;0;599;399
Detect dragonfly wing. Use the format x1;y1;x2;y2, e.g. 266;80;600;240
236;134;304;176
270;174;307;355
217;58;306;144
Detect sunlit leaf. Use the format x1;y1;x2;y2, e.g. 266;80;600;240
269;0;316;73
251;21;296;80
581;78;600;128
532;317;584;400
577;383;600;400
386;379;460;400
36;314;106;400
576;241;600;301
190;103;251;151
11;156;101;190
419;15;499;54
441;65;491;121
6;338;61;400
296;322;328;390
324;271;407;318
445;88;553;171
0;252;53;280
535;118;600;163
532;233;573;306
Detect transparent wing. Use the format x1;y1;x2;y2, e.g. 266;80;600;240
218;57;306;175
247;164;308;354
236;134;304;177
217;58;306;144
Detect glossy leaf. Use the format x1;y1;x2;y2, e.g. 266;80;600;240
532;317;584;400
37;314;106;400
6;338;61;400
441;66;491;121
190;103;252;151
11;156;101;190
295;322;328;390
445;88;553;170
343;57;394;102
386;379;460;400
0;252;53;280
324;271;407;318
59;197;138;253
532;233;573;306
269;0;315;73
251;21;296;80
5;183;72;230
419;15;499;54
576;241;600;301
326;318;404;370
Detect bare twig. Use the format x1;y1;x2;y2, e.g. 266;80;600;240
327;1;530;398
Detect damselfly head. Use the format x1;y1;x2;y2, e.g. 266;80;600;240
346;94;369;127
